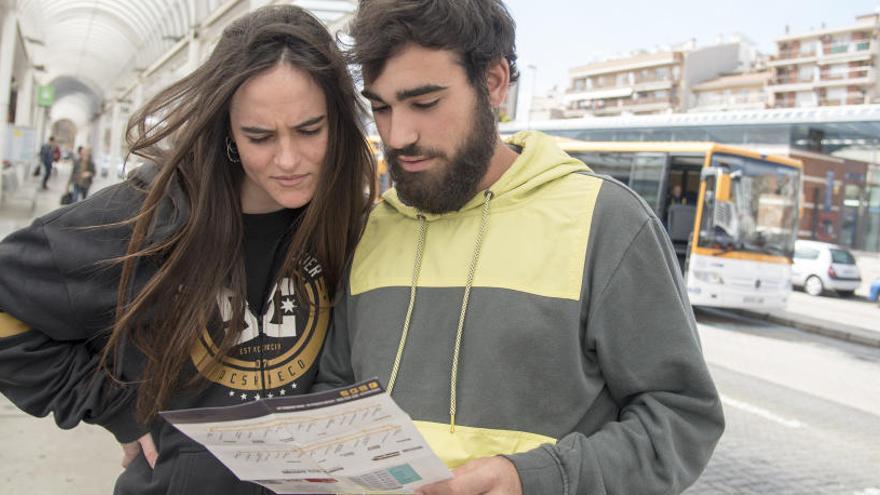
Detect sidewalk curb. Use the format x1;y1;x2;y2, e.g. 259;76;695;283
733;309;880;348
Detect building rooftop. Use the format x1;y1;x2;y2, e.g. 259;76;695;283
569;51;679;77
776;14;879;43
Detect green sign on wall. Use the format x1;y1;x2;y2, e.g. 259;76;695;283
36;85;55;107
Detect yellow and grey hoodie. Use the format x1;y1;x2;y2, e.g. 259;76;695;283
317;131;724;494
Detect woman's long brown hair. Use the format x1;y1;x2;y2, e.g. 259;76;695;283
101;5;375;424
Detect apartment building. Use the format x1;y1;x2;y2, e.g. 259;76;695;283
768;14;880;108
689;71;773;112
564;40;750;118
564;49;685;117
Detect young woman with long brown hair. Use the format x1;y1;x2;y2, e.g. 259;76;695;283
0;5;374;493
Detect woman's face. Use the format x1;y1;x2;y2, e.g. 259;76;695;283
230;63;328;213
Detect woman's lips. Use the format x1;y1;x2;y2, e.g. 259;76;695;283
273;174;308;187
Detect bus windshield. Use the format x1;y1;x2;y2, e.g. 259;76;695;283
699;153;801;257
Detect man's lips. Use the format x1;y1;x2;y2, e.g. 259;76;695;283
396;156;434;172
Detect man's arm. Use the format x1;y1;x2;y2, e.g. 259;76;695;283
416;215;723;495
507;216;724;494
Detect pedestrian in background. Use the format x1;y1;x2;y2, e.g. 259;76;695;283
38;135;55;189
0;5;374;494
67;146;96;202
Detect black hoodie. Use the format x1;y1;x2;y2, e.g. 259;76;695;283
0;164;329;494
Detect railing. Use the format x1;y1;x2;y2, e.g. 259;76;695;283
819;67;874;81
773;49;817;60
695;94;768;107
822;41;874;56
621;96;673;107
819;96;865;106
773;41;873;60
566;81;624;93
772;74;815;85
633;74;673;84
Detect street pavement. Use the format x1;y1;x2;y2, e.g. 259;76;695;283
739;260;880;348
689;309;880;495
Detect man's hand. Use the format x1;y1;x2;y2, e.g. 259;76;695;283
416;456;522;495
121;432;158;469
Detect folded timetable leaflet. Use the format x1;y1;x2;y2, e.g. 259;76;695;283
160;379;451;494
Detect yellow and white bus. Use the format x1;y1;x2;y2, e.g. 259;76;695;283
558;140;802;310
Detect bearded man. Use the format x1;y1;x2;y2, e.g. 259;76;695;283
315;1;725;494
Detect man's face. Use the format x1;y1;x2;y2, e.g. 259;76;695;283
363;44;496;213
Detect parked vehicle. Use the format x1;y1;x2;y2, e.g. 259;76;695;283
791;240;861;297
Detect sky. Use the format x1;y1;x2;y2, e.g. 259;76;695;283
503;0;880;93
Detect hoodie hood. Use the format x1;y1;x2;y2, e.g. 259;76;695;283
381;131;590;220
126;162;190;245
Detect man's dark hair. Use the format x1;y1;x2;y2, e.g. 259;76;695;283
349;0;519;87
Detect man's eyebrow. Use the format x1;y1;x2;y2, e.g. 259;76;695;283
361;84;448;103
361;88;383;102
239;115;326;134
396;84;447;101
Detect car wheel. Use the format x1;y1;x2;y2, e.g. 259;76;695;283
837;290;855;298
804;275;824;296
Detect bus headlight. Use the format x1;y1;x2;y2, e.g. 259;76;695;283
692;270;724;285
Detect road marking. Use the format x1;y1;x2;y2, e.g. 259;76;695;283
853;489;880;495
720;394;806;429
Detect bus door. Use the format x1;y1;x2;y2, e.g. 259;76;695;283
663;154;705;271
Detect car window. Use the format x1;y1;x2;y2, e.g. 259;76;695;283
794;247;820;260
830;249;856;265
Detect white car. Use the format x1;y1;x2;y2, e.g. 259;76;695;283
791;240;861;297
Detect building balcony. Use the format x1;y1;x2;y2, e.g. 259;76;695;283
818;67;874;82
822;40;874;55
818;41;877;63
768;51;818;67
563;86;634;105
633;79;674;92
620;96;672;107
767;79;817;93
819;95;866;106
769;41;877;67
773;75;816;85
632;74;673;84
690;94;768;112
774;49;818;60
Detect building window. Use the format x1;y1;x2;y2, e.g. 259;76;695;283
798;65;815;82
800;39;817;55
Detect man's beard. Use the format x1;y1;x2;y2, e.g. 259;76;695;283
385;91;497;214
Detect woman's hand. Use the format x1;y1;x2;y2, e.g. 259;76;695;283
121;432;158;469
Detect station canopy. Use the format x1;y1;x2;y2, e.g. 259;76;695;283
16;0;356;107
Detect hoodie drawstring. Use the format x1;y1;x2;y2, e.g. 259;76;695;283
449;190;493;432
386;191;494;434
387;214;427;395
